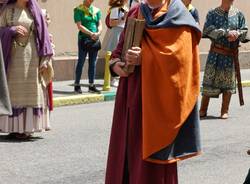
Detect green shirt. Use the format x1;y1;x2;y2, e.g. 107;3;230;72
74;5;101;40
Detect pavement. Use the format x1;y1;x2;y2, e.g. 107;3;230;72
1;89;250;184
53;69;250;107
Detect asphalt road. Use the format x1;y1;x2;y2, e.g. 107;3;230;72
0;88;250;184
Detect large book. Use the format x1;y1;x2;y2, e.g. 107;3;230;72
122;17;145;73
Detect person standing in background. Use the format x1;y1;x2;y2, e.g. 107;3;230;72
74;0;102;94
200;0;248;119
182;0;199;23
128;0;141;8
102;0;128;87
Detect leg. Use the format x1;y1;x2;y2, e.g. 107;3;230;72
74;40;87;93
88;50;100;93
199;95;210;118
221;91;232;119
87;49;98;84
127;107;178;184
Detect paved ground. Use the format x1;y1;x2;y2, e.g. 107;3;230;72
0;87;250;184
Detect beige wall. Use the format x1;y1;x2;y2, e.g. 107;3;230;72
39;0;250;56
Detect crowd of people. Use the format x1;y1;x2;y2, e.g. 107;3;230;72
0;0;249;183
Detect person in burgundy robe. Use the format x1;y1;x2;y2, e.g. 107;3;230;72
105;0;202;183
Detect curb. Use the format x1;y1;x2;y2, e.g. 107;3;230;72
53;91;116;107
242;80;250;87
53;80;250;107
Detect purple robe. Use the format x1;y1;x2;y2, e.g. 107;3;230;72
0;0;54;110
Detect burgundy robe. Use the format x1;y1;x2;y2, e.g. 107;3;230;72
105;5;178;184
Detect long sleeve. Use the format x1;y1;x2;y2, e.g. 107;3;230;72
202;10;228;40
237;11;248;43
110;5;139;60
0;42;12;115
109;5;139;76
0;8;16;70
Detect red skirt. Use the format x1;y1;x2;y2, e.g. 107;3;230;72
105;67;178;184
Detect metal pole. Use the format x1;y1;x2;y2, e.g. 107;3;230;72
103;51;111;91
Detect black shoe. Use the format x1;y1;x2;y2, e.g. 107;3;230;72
88;85;101;94
74;86;82;94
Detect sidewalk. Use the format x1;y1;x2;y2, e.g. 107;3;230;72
53;80;117;107
53;69;250;107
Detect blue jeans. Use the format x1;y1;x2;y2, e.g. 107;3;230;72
75;39;98;85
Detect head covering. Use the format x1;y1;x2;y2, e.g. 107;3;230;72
0;0;53;57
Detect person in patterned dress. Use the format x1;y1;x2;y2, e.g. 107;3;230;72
200;0;248;119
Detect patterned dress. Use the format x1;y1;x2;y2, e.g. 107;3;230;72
0;5;50;133
202;7;248;97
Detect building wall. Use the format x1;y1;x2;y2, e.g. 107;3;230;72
39;0;250;56
38;0;109;57
38;0;250;81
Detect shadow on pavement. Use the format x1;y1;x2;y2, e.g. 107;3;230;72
200;115;221;120
0;134;44;143
53;90;76;95
69;83;103;88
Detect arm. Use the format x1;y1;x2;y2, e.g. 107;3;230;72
96;19;102;36
91;10;102;40
237;12;248;43
0;7;15;35
192;8;200;24
1;7;29;37
74;8;94;38
109;28;126;77
76;22;93;37
203;11;228;40
109;5;141;77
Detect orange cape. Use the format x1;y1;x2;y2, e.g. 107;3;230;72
141;25;201;162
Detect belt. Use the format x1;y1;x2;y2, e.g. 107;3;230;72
210;43;238;57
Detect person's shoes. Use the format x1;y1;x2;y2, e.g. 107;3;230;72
220;113;229;119
247;149;250;155
6;133;19;139
88;85;101;94
111;78;119;87
15;133;32;140
199;111;207;118
74;86;82;94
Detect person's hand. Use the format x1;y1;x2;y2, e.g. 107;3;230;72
39;62;48;73
15;25;28;37
227;30;239;42
125;47;142;66
91;33;99;41
112;60;129;77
